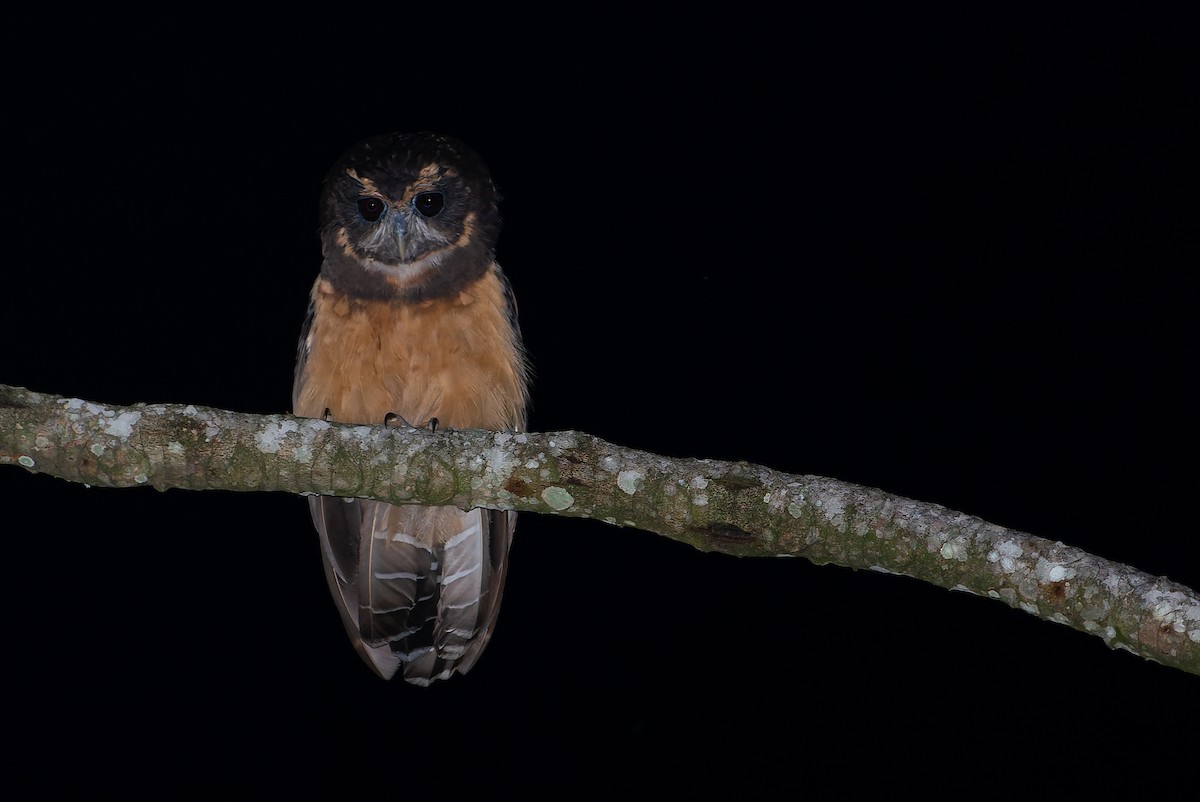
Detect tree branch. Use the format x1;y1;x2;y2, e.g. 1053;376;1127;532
3;382;1197;676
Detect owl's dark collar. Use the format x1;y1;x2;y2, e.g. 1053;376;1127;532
320;238;493;304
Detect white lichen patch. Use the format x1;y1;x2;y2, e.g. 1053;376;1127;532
90;443;105;456
134;473;148;484
757;487;781;515
1035;557;1077;583
62;398;111;418
940;539;968;561
1102;572;1123;595
787;502;803;519
514;433;528;444
294;420;330;461
167;441;185;456
815;492;845;520
693;493;708;506
541;486;574;511
18;455;35;467
358;432;393;466
601;455;620;472
255;419;300;454
1145;589;1200;636
690;475;708;490
545;434;576;454
483;443;520;486
103;411;142;438
987;540;1024;573
617;469;644;495
493;432;513;445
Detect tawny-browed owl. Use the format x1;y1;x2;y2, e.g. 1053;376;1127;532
292;132;529;684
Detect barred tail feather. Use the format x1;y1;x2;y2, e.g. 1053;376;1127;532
310;497;514;683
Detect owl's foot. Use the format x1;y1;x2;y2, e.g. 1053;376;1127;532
383;413;439;433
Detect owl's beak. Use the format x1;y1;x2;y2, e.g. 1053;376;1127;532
389;215;410;261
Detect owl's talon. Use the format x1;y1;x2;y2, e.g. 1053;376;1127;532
429;417;439;433
384;412;412;428
322;408;333;422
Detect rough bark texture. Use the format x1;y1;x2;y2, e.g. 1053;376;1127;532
3;383;1197;675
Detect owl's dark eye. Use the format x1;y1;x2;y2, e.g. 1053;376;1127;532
357;197;385;222
413;192;444;217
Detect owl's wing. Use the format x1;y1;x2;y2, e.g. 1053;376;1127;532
292;298;318;411
309;496;514;684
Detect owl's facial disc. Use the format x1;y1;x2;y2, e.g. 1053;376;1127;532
351;191;453;267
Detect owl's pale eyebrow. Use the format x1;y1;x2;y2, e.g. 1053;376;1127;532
417;163;442;180
345;169;382;195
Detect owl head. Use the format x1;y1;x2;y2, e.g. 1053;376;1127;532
318;132;501;301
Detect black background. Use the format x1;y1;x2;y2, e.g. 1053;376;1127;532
3;13;1196;796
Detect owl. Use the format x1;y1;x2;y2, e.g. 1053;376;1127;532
292;132;530;684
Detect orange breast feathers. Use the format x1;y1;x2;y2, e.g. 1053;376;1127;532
294;267;529;432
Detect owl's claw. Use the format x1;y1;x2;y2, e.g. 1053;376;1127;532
383;413;439;432
384;412;412;428
322;408;333;422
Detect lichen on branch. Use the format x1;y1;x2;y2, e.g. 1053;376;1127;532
2;382;1197;675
